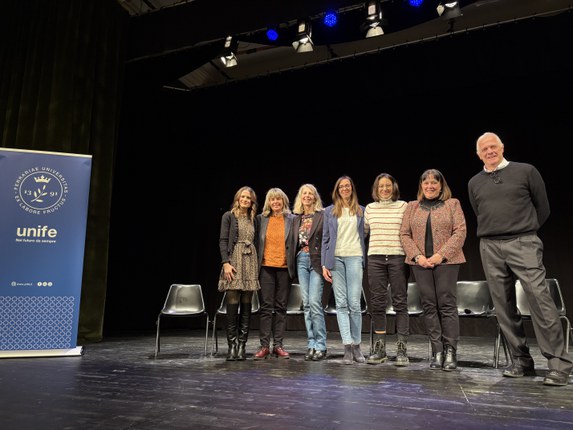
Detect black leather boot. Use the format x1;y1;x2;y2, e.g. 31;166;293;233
395;334;409;367
226;303;239;361
430;351;444;369
236;303;251;361
367;334;387;365
442;345;457;371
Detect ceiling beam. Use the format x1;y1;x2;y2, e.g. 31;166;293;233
126;0;378;62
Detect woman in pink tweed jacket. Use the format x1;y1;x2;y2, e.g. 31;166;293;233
400;168;467;372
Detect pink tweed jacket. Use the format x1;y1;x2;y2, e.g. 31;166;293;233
399;198;467;265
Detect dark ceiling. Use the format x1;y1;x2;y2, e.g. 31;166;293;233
117;0;573;91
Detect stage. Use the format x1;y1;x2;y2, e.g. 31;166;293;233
1;330;571;429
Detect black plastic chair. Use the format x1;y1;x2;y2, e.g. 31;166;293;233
286;283;304;316
155;284;210;358
455;280;505;367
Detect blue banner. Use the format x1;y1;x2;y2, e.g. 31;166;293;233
0;148;92;356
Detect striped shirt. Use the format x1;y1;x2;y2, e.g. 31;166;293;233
365;199;407;256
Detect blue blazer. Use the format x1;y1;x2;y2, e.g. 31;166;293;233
321;204;367;270
257;213;296;279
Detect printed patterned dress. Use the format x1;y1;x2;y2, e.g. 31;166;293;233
218;215;260;292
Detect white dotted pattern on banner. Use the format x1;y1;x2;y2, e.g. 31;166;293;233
0;296;75;350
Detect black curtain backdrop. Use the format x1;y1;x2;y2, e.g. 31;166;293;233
108;12;573;337
1;2;571;342
0;0;127;342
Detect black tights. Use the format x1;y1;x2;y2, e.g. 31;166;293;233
226;290;252;307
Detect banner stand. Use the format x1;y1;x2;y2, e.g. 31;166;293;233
0;148;92;358
0;346;84;358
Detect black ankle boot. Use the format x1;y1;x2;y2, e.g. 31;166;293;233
395;334;409;367
367;334;387;365
442;345;457;371
430;351;444;369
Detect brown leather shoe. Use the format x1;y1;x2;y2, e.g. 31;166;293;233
272;346;290;359
253;346;270;360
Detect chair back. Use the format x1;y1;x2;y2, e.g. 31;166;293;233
515;280;531;316
516;278;564;317
161;284;206;316
456;280;493;316
546;278;566;316
287;283;304;314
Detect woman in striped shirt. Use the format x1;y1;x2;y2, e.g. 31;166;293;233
364;173;410;366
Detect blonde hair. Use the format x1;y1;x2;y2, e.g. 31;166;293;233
331;175;362;218
261;187;291;217
416;169;452;202
293;183;324;214
230;186;257;221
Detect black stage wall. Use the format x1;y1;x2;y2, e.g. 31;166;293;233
105;12;573;336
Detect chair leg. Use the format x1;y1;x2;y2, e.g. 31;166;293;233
494;326;509;368
154;315;161;359
204;315;210;356
211;315;219;356
562;316;571;354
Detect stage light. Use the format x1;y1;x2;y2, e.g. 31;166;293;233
323;10;338;28
408;0;424;6
437;2;462;19
292;19;313;53
220;35;238;68
364;1;384;38
266;27;279;42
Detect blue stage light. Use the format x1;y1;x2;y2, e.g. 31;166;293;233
266;28;279;42
408;0;424;6
323;11;338;27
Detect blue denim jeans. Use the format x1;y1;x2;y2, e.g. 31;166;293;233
332;255;364;345
296;251;327;351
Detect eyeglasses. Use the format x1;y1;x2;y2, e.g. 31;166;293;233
338;184;352;190
489;171;502;184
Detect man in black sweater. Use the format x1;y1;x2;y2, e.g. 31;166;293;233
468;131;572;386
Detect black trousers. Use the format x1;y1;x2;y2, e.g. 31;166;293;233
412;264;460;353
258;266;291;348
367;254;409;335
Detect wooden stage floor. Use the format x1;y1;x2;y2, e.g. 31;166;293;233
1;330;572;430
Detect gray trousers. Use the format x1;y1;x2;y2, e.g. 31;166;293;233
480;234;572;373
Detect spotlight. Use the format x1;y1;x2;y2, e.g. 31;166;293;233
323;10;338;28
220;35;238;68
364;1;384;38
266;27;279;42
436;1;462;20
292;19;313;53
408;0;424;6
